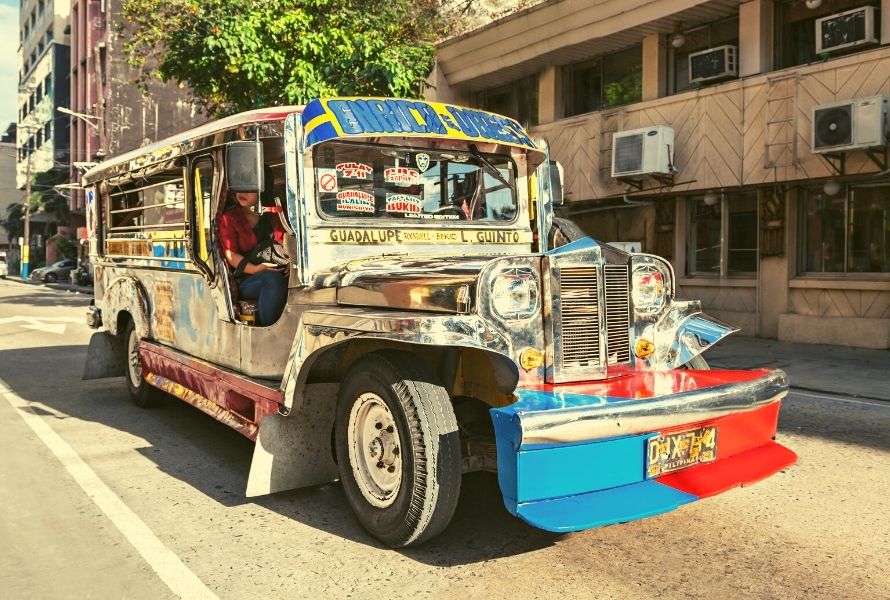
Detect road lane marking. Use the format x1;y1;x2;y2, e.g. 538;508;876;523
790;390;890;408
0;380;220;600
0;316;83;334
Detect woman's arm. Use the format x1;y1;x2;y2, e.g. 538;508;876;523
223;249;280;275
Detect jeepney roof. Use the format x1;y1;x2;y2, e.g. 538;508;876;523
81;106;304;185
82;97;543;186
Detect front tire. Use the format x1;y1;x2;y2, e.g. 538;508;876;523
44;273;57;283
335;350;461;547
122;320;161;408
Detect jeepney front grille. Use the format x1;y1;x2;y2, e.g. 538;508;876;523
557;265;631;372
603;265;631;364
558;267;601;368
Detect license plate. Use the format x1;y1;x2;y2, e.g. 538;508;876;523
646;426;717;477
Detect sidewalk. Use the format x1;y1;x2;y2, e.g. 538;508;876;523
706;334;889;401
3;275;94;295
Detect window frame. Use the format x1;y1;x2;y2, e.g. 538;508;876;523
797;183;890;277
563;45;643;117
685;191;759;277
774;0;881;70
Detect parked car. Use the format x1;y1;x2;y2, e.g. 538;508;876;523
30;258;75;283
0;253;7;278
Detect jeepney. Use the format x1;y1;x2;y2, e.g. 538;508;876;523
82;97;796;547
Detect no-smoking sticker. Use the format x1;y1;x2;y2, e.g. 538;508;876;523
317;168;338;193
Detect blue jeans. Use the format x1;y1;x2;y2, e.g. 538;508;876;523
238;270;286;326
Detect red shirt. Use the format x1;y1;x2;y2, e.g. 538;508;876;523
219;206;285;255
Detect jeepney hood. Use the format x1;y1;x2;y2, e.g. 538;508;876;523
325;255;498;313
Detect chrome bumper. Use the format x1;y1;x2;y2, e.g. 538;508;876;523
495;369;788;449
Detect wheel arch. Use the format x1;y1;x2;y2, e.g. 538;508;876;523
102;276;151;338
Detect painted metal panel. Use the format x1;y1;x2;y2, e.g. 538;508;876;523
514;480;698;533
515;434;649;503
657;441;797;499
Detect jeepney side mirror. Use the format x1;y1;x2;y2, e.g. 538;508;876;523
226;141;265;193
550;160;565;207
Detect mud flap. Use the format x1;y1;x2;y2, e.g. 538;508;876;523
246;383;339;497
82;331;126;380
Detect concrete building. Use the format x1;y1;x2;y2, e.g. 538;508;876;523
67;0;206;232
0;140;17;253
431;0;890;349
17;0;71;189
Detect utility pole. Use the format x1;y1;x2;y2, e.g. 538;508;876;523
22;149;31;278
94;45;106;158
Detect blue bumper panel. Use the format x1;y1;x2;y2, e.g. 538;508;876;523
515;480;698;533
515;433;650;503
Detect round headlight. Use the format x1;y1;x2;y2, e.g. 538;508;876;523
491;268;539;321
632;264;668;314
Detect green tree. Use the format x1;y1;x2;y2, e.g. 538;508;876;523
31;169;71;227
0;202;25;245
123;0;445;116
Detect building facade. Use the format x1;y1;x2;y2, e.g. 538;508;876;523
67;0;206;232
16;0;71;189
431;0;890;349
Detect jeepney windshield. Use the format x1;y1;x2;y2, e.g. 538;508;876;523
313;141;518;223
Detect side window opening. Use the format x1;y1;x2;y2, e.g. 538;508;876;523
105;164;188;269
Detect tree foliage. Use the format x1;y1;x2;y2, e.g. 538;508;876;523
123;0;446;116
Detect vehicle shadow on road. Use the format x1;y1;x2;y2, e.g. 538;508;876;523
0;344;561;564
0;293;92;309
5;344;886;566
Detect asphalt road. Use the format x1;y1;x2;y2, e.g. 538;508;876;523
1;278;888;600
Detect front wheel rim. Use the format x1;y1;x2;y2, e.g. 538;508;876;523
347;392;402;509
126;328;142;388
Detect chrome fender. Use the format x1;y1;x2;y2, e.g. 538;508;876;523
280;307;517;412
647;300;737;369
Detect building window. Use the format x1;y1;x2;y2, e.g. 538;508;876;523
474;74;539;128
775;0;880;69
564;45;642;117
687;191;758;275
800;184;890;274
670;17;739;94
44;73;52;97
44;121;51;144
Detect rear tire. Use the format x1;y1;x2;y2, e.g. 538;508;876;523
335;350;461;547
122;320;161;408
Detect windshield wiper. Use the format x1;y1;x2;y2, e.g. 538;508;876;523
469;144;511;189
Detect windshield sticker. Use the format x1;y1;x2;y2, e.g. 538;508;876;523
385;193;422;214
384;167;419;185
336;162;373;179
336;190;375;213
416;153;430;172
320;228;532;245
317;168;338;193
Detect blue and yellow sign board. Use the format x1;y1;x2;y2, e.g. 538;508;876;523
302;98;538;151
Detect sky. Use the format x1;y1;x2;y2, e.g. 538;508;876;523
0;0;19;132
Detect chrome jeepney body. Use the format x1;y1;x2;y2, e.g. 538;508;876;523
82;98;796;544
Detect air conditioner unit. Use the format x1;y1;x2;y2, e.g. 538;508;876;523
816;6;879;54
812;96;888;153
688;45;738;83
611;126;675;179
